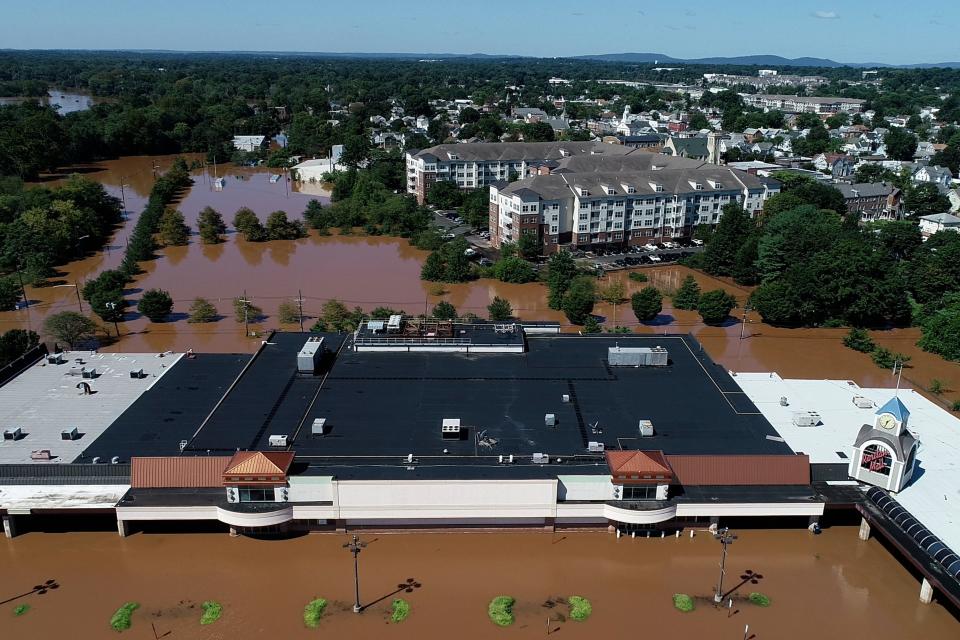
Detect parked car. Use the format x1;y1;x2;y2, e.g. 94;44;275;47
648;254;662;263
478;257;494;267
643;243;658;252
663;241;679;249
692;239;704;246
442;233;456;240
464;247;477;257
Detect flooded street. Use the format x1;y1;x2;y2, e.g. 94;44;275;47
1;155;957;404
1;527;956;639
0;89;103;114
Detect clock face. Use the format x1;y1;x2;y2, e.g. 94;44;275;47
878;413;897;430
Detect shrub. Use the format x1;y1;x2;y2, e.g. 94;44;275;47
158;208;190;246
110;602;140;631
390;598;411;623
672;594;694;612
303;598;327;628
628;271;648;283
200;601;222;625
871;347;910;370
432;301;457;319
187;298;218;323
583;316;601;333
138;289;173;322
631;286;663;322
568;595;592;621
697;290;738;325
748;592;771;607
13;604;30;616
233;297;263;323
278;300;302;325
488;296;513;321
929;378;944;395
843;327;875;353
672;276;701;310
952;400;960;412
562;277;596;325
493;256;536;283
488;596;515;626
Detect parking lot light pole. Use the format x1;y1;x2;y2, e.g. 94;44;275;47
713;527;738;604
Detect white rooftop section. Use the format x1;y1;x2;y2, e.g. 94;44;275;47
0;351;180;464
0;484;129;512
737;372;960;555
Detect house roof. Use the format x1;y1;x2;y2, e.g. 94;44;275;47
130;457;230;489
223;451;295;476
919;212;960;225
665;454;810;486
606;450;673;477
836;183;895;199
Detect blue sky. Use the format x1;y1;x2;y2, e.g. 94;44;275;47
1;0;957;64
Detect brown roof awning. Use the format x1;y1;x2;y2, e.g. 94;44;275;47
131;457;231;489
665;454;810;486
605;450;674;482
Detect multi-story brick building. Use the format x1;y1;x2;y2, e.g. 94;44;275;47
740;94;866;115
836;183;903;222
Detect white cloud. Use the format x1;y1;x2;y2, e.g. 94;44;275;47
812;10;839;19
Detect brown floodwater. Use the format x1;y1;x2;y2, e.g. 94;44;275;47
3;156;958;406
0;527;956;639
0;89;104;115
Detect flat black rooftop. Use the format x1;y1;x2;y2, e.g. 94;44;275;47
81;331;790;479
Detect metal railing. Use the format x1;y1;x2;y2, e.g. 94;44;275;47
354;336;473;346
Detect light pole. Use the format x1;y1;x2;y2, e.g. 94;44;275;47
343;535;367;613
105;301;120;337
713;527;738;604
53;282;84;313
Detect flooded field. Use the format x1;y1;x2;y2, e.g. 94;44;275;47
2;155;958;405
0;89;103;115
0;527;956;639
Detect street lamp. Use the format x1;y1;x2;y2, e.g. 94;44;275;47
713;527;738;604
105;301;120;337
343;535;367;613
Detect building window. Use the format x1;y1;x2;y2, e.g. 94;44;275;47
238;487;275;503
621;485;657;500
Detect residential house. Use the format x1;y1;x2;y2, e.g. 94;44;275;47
918;212;960;238
662;136;709;161
232;135;267;153
836;183;903;222
813;153;856;179
914;165;954;190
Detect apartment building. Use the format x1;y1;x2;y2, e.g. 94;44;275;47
741;94;866;115
836;183;903;222
405;142;635;204
489;165;779;251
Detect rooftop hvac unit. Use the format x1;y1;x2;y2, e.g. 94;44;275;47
387;314;403;331
297;337;325;374
81;367;97;379
648;346;668;366
792;411;821;427
31;450;52;461
608;346;669;367
312;418;327;436
639;420;654;437
47;353;65;365
780;396;789;406
268;434;288;447
4;427;22;440
588;441;605;453
561;394;570;403
367;320;386;333
129;368;145;379
533;453;549;464
545;413;556;427
853;396;874;409
441;418;462;440
61;427;79;441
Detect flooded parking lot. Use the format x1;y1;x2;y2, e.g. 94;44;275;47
0;527;956;639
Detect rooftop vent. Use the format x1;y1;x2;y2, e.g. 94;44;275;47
588;441;605;453
46;353;65;365
268;434;288;447
129;368;145;379
441;418;462;440
61;427;79;441
31;450;53;461
312;418;327;436
639;420;654;437
3;427;23;441
545;413;556;427
853;396;874;409
110;456;120;464
780;396;789;406
561;394;570;403
533;452;549;464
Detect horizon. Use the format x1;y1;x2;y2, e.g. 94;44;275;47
1;0;957;66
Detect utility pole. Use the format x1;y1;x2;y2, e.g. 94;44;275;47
713;527;738;604
75;281;83;313
14;263;28;310
105;301;120;337
119;177;127;216
239;290;250;337
297;289;304;332
739;303;750;340
343;535;367;613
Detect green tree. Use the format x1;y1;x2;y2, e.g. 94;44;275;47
138;289;173;322
672;276;701;310
197;207;226;244
904;183;951;218
487;296;513;321
546;251;577;310
917;294;960;361
277;299;302;324
320;299;354;331
426;181;462;209
631;286;663;322
0;277;22;311
493;256;536;283
0;329;39;366
265;210;307;240
89;288;124;324
884;128;918;161
43;311;97;348
233;207;267;241
517;234;540;259
697;290;737;325
701;203;752;277
843;327;875;353
582;316;602;333
562;276;596;325
158;208;190;246
187;298;217;323
431;300;457;319
232;296;263;323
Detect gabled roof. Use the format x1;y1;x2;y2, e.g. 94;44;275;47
223;451;295;477
131;457;231;489
877;396;911;421
606;450;673;477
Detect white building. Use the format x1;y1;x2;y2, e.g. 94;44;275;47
918;212;960;237
232;135;267;152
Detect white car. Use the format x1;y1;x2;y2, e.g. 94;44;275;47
662;241;678;249
464;248;477;257
647;254;662;263
643;243;659;252
692;239;704;246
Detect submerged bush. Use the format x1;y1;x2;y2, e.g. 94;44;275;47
568;595;592;621
488;595;515;626
13;604;30;616
672;594;694;612
748;592;771;607
200;601;222;625
110;602;140;631
390;598;411;623
303;598;327;628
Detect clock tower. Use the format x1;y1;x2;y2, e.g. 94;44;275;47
849;397;919;493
